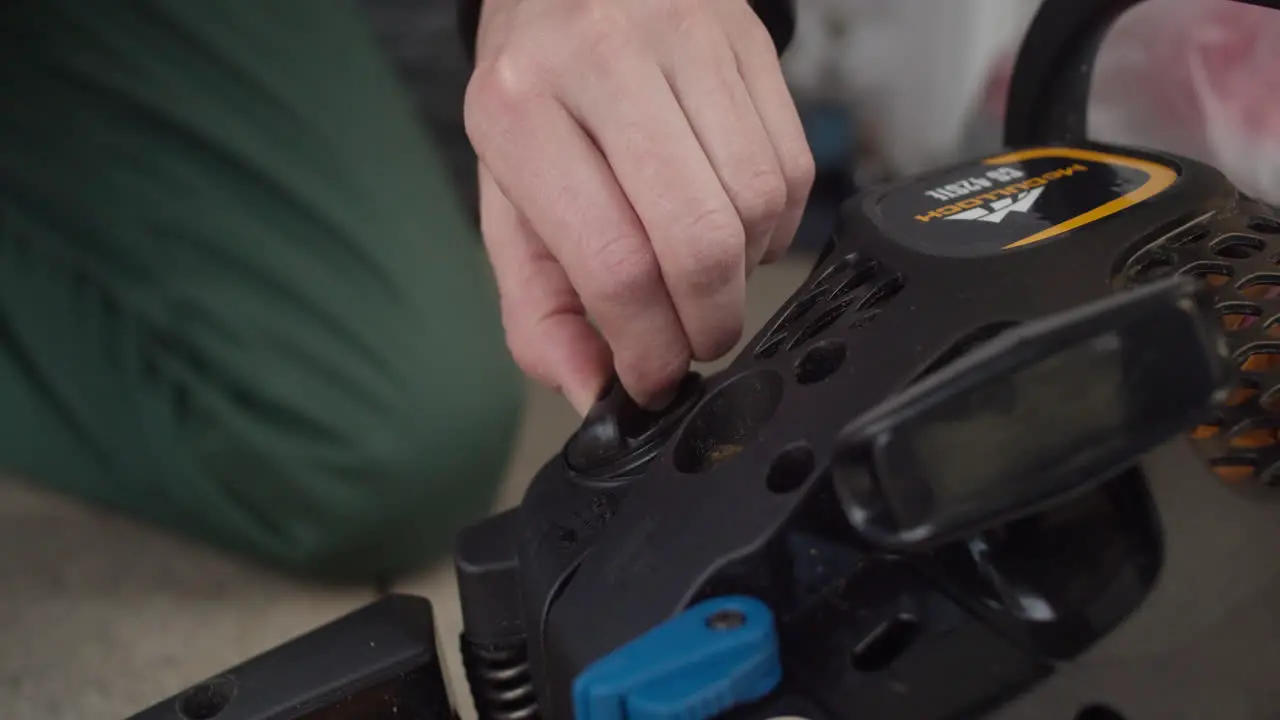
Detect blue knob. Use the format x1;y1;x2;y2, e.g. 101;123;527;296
572;596;782;720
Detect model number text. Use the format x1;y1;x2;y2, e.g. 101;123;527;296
925;166;1026;201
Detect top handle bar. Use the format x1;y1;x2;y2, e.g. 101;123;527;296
1003;0;1280;147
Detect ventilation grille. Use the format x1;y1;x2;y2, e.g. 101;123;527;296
1119;200;1280;489
755;241;905;359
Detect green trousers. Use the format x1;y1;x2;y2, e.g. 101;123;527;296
0;0;524;583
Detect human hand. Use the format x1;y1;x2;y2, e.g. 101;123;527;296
465;0;814;414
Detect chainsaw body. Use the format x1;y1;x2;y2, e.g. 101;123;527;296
127;1;1280;719
451;141;1277;720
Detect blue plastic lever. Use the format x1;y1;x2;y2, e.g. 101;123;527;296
571;595;782;720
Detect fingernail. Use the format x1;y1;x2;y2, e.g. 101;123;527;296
566;377;610;417
567;388;596;417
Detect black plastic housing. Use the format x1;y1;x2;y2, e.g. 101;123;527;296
833;276;1230;552
126;595;456;720
121;2;1280;719
454;139;1280;720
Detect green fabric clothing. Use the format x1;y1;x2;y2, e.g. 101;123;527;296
0;0;524;583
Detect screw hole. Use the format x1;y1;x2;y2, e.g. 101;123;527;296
794;340;846;385
766;443;816;494
850;614;920;672
177;676;236;720
706;609;746;631
1075;703;1126;720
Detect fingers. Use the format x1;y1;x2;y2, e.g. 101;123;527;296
478;168;611;414
467;79;692;407
467;0;813;411
558;32;748;364
662;16;787;272
725;2;817;263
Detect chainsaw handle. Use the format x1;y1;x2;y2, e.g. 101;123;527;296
1003;0;1280;148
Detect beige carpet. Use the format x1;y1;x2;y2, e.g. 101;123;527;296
0;259;811;720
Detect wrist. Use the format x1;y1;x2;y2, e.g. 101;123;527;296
457;0;795;67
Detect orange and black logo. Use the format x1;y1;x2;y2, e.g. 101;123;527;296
875;147;1180;258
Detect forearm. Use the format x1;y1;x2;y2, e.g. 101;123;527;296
456;0;796;64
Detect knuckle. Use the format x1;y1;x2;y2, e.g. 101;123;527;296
464;70;518;140
734;167;789;224
673;210;745;298
781;147;818;197
682;206;745;247
688;242;744;300
587;237;662;306
478;53;544;108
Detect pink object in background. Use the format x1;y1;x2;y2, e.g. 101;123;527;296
979;0;1280;202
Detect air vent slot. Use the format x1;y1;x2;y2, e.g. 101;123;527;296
1179;260;1234;287
1219;302;1261;331
754;250;905;359
1125;250;1175;283
1119;202;1280;492
1248;216;1280;235
1213;233;1265;260
1167;225;1210;247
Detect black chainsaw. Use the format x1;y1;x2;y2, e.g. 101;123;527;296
128;0;1280;718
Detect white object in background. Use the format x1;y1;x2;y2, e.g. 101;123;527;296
971;0;1280;204
782;0;1039;178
